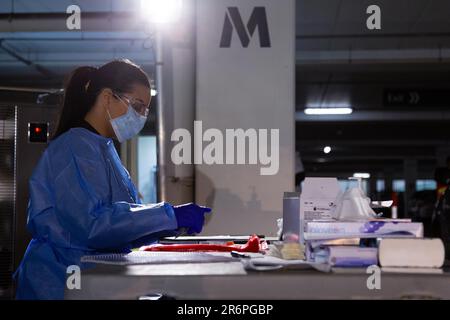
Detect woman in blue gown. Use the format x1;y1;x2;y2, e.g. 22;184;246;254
15;59;210;299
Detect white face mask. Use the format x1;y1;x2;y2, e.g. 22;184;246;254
106;97;147;143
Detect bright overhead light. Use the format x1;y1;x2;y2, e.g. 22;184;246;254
323;146;331;154
141;0;182;24
353;172;370;179
306;102;351;108
304;107;353;115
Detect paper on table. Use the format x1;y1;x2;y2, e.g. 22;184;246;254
240;255;331;272
81;251;235;266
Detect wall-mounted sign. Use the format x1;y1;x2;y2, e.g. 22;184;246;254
384;89;450;108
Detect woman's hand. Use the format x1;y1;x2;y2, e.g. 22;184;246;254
173;203;212;234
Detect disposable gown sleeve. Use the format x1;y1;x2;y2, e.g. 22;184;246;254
49;151;178;250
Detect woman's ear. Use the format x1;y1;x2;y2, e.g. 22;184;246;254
98;88;112;109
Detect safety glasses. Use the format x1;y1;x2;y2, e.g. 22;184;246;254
112;92;150;117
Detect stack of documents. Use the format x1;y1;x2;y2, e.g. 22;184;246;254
81;251;235;265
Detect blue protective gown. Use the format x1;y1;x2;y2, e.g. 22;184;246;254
14;127;178;300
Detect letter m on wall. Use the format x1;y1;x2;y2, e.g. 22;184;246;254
220;7;271;48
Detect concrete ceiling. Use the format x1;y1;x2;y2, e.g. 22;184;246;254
0;0;153;86
0;0;449;179
294;0;450;177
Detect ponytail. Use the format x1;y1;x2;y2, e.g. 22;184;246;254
53;59;150;140
52;66;97;139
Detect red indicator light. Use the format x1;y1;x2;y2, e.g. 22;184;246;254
29;123;48;143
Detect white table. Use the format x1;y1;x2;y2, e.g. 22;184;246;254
65;260;450;300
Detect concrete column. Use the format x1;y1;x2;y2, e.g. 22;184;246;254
195;0;296;236
156;0;196;204
436;146;450;167
403;158;418;218
369;174;377;198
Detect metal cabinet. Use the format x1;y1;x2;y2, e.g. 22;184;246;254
0;103;58;299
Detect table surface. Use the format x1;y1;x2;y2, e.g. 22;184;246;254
65;259;450;300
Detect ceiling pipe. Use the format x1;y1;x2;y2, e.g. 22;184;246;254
0;12;145;32
297;49;450;65
296;32;450;39
0;39;55;78
0;86;60;93
296;110;450;122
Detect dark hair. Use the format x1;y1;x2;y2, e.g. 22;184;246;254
53;59;150;139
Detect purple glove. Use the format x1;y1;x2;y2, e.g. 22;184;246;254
173;203;212;234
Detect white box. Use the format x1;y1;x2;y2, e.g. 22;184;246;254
305;221;424;240
299;177;340;243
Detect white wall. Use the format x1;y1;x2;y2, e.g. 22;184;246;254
195;0;296;236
